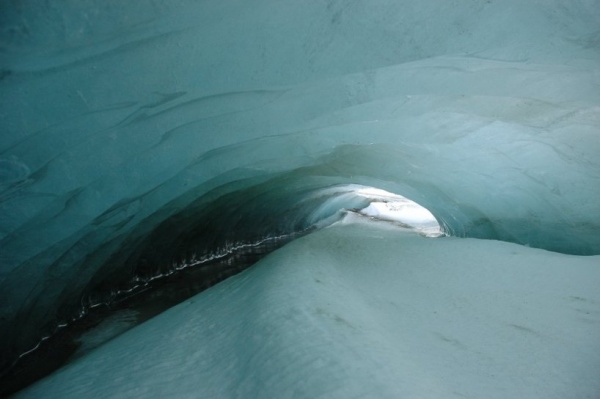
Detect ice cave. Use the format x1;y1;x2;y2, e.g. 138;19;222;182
1;0;600;397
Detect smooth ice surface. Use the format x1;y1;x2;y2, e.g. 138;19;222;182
1;0;600;380
17;220;600;399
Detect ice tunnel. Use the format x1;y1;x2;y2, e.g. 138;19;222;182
1;0;600;397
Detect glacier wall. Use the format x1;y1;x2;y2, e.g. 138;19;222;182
1;0;600;373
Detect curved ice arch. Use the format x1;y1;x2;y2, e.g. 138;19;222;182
2;0;600;380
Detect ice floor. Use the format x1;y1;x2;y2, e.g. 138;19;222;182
17;218;600;398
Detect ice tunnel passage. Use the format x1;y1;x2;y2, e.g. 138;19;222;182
2;0;600;397
1;141;599;385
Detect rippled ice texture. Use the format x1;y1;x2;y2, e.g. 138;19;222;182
1;0;600;390
17;220;600;398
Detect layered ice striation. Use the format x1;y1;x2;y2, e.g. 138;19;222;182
1;0;600;395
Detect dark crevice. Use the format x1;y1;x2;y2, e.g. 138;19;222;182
0;230;305;397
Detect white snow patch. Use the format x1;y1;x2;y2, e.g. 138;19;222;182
355;187;442;236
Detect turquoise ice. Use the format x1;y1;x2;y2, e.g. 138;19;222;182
1;0;599;396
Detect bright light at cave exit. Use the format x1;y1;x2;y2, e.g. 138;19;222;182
354;187;442;237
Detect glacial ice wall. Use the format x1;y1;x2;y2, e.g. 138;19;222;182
1;0;600;372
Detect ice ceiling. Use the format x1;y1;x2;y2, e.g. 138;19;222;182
1;0;600;389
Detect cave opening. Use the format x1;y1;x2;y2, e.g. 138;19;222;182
1;181;442;396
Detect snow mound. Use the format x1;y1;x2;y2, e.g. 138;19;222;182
17;221;600;398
